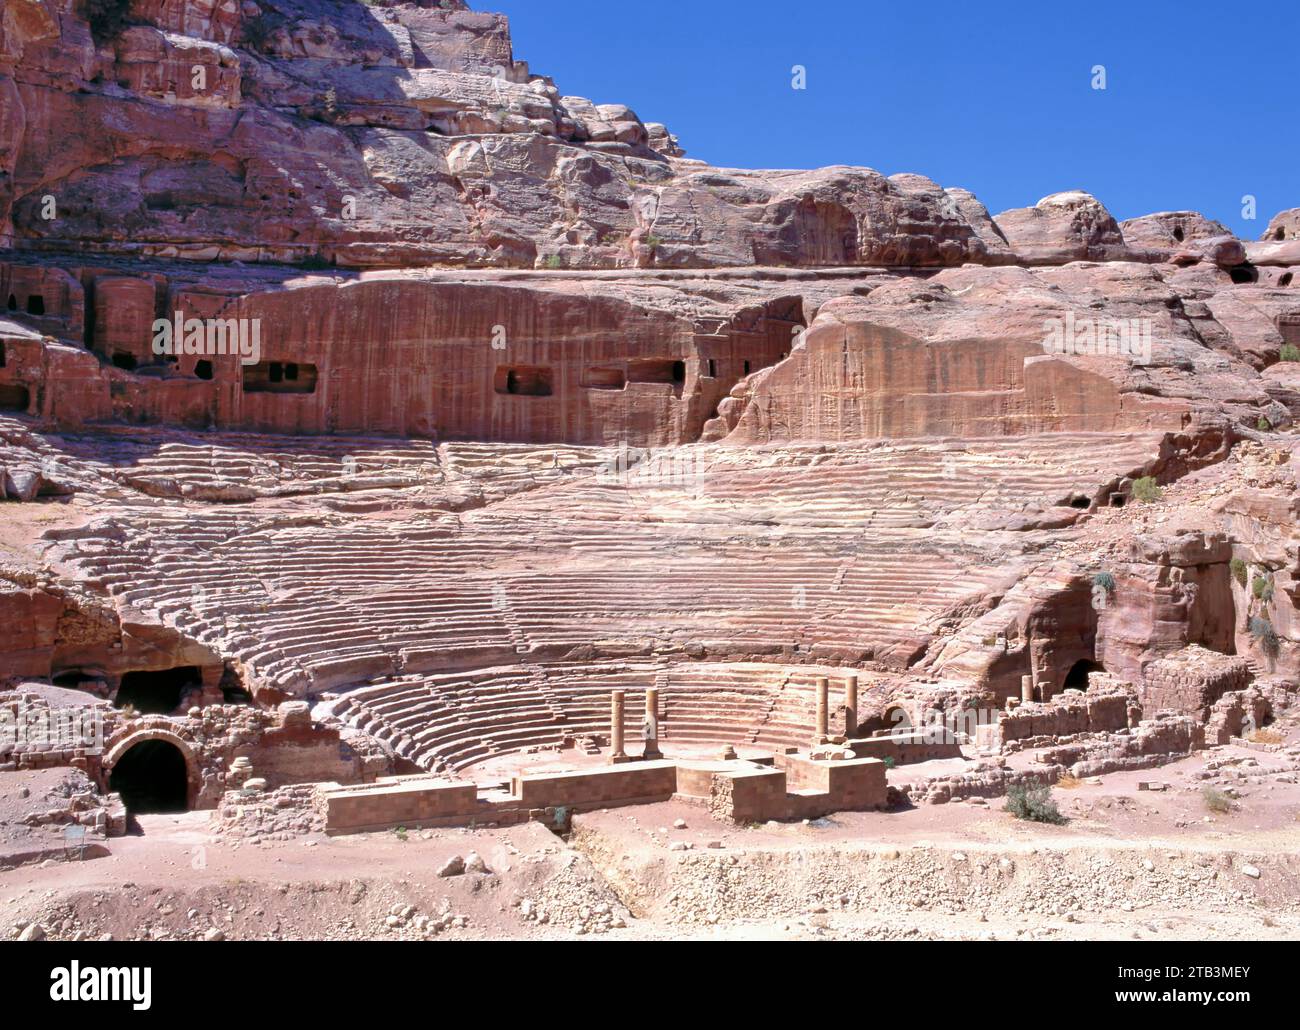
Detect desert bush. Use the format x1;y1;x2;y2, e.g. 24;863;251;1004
1257;415;1272;432
1131;476;1161;503
1280;343;1300;362
1252;575;1274;603
1203;787;1233;814
1005;784;1067;824
1092;570;1116;594
1230;557;1248;587
1249;728;1283;745
1248;615;1280;657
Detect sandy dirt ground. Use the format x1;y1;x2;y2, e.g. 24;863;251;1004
3;729;1298;941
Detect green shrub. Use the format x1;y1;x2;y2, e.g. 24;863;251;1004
1252;575;1274;603
543;255;563;269
1257;415;1272;432
80;0;132;44
1248;615;1280;657
1092;571;1116;594
1280;343;1300;362
1230;557;1248;588
1005;784;1067;825
1131;476;1161;503
1203;787;1233;814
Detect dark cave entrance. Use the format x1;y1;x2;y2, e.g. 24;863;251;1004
109;739;189;814
1064;659;1104;691
115;666;201;714
0;384;30;411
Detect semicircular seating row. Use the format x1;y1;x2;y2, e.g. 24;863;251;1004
49;432;1165;738
323;661;880;774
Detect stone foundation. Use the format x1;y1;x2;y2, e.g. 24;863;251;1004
1142;646;1251;719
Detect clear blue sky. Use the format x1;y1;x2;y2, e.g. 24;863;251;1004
493;0;1296;238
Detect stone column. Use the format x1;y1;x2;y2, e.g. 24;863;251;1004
815;677;829;745
1020;674;1035;704
609;690;628;764
641;688;662;760
844;675;859;739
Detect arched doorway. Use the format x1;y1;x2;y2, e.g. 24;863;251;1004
1063;659;1103;691
107;739;191;814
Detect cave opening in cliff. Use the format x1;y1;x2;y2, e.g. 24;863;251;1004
195;360;213;380
1277;228;1287;241
1229;265;1258;285
496;365;553;396
223;684;253;704
109;740;189;815
53;668;102;688
1173;226;1185;243
1064;659;1103;691
0;341;5;367
0;384;30;410
115;666;201;715
1281;273;1294;287
25;295;45;316
627;359;687;393
243;361;319;394
5;294;15;311
111;352;137;371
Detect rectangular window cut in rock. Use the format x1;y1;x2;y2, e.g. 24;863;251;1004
627;358;686;385
242;361;319;394
581;365;626;389
495;365;553;396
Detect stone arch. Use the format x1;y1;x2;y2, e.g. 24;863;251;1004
102;728;201;812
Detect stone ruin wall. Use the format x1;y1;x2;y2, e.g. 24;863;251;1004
2;689;389;812
1142;647;1252;720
